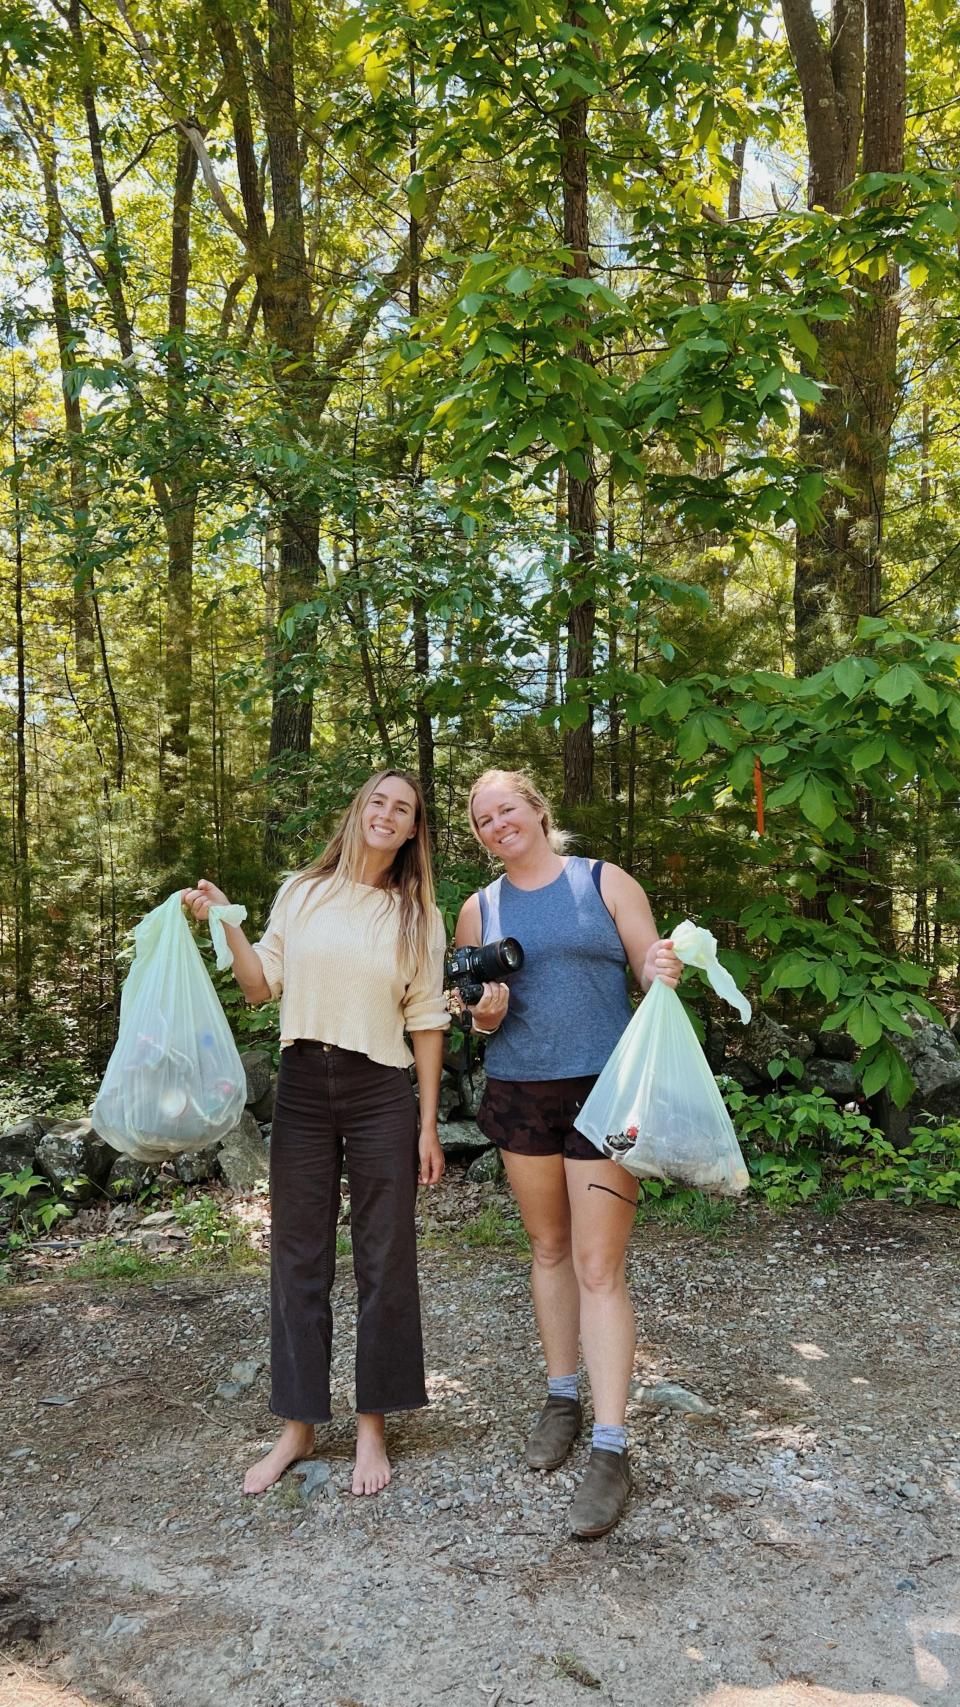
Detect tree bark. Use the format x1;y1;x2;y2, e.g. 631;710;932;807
558;52;596;808
11;372;32;1038
162;138;200;775
783;0;906;671
31;112;95;671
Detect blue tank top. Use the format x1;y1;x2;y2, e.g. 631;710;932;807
477;857;632;1081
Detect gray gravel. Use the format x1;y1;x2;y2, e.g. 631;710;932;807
0;1184;957;1706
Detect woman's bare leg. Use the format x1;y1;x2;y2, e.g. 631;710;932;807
243;1420;316;1495
565;1159;638;1425
502;1152;579;1375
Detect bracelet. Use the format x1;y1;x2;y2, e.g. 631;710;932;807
471;1018;501;1036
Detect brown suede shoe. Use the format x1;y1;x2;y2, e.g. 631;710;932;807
569;1447;631;1539
524;1395;583;1470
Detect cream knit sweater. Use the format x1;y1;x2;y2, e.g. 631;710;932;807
253;875;449;1067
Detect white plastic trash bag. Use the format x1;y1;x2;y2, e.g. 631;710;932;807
574;921;751;1195
92;892;248;1162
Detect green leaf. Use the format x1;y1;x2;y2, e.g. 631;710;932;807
664;683;692;721
406;172;428;221
848;999;882;1048
785;314;818;363
928;202;960;236
700;392;724;430
834;656;867;699
729;746;756;790
873;664;916;706
784;372;824;405
852;735;886;771
505;265;535;295
485;329;514;356
815;963;841;1002
506;418;542;455
677;716;710;762
765;773;806;808
800;775;837;829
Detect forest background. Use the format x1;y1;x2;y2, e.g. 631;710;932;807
3;0;960;1187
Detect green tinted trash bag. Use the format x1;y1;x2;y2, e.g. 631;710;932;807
92;892;247;1162
573;921;751;1196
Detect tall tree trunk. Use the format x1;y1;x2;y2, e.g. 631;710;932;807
11;373;31;1040
162;138;200;778
408;57;435;831
782;0;906;671
544;465;565;708
606;471;622;862
559;55;596;808
32;113;95;671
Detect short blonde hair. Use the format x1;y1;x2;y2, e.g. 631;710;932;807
467;769;570;855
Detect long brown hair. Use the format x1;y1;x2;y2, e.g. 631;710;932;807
468;768;571;855
289;770;437;976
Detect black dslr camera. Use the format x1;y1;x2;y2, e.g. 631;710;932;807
445;937;524;1014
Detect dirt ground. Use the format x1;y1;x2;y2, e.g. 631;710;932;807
0;1183;958;1707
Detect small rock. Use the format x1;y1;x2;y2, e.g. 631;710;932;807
900;1482;921;1500
294;1461;332;1499
228;1359;261;1389
104;1614;145;1639
634;1382;717;1418
174;1146;222;1185
466;1148;503;1184
239;1048;273;1107
437;1120;489;1158
216;1110;268;1191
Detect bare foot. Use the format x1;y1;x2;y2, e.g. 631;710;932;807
352;1413;391;1496
243;1420;315;1496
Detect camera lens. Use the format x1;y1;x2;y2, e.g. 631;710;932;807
497;937;523;973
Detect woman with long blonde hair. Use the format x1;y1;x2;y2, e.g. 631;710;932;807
456;768;680;1539
184;770;448;1497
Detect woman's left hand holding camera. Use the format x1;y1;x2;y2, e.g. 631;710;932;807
470;981;510;1035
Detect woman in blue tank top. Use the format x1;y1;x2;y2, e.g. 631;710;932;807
455;768;681;1540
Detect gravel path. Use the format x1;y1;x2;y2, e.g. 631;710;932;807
0;1185;957;1707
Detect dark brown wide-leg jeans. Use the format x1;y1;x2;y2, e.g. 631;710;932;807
269;1039;427;1423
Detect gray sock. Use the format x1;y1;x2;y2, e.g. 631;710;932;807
592;1423;627;1455
548;1374;579;1401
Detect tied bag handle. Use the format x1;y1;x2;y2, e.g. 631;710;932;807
669;920;752;1026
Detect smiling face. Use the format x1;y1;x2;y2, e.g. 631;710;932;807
470;784;547;863
360;775;419;857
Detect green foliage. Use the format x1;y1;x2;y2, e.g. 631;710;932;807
628;617;955;1103
171;1191;256;1263
0;1166;85;1244
839;1122;960;1205
723;1081;960;1207
634;1181;736;1233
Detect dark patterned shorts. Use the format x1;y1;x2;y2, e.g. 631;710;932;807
476;1075;601;1161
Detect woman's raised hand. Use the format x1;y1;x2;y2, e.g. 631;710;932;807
644;938;683;990
182;878;231;922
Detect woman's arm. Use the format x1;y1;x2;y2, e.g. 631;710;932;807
410;1029;445;1185
598;865;682;991
453;895;509;1033
182;879;274;1005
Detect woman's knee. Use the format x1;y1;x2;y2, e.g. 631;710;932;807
573;1250;628;1296
529;1231;572;1271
